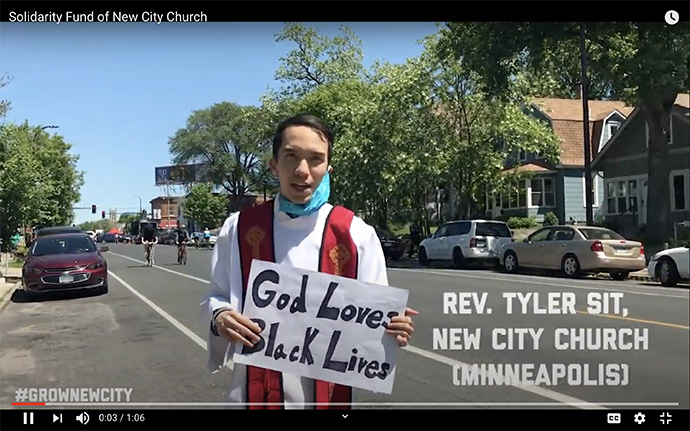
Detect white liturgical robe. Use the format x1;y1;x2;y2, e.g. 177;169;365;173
200;198;389;409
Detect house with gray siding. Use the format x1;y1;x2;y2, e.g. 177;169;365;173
488;98;633;224
591;93;690;241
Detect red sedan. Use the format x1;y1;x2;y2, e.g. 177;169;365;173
22;233;109;295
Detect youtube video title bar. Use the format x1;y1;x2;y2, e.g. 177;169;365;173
2;409;689;430
0;1;689;22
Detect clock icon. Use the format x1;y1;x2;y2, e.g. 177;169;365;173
665;10;679;25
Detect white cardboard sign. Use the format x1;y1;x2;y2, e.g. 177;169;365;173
232;259;409;394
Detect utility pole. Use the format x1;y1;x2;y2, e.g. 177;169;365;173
580;22;594;226
135;196;142;217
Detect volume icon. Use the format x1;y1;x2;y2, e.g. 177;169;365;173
76;412;90;425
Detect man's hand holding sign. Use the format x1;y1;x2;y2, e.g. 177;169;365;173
222;260;413;394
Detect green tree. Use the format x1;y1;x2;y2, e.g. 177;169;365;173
119;213;140;233
262;23;376;219
0;73;11;119
409;34;560;221
0;124;49;248
169;102;272;211
439;22;690;245
32;125;84;226
0;123;83;248
273;22;366;99
263;23;560;230
182;183;228;230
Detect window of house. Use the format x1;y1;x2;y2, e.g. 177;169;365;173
530;178;555;207
606;121;621;142
605;178;640;214
517;180;527;208
606;182;616;214
498;180;527;209
518;150;527;161
670;170;690;212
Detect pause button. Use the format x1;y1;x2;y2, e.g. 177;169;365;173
23;412;34;424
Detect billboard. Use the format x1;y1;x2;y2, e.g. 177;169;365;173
154;164;212;186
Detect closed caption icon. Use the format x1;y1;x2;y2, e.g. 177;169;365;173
607;413;621;424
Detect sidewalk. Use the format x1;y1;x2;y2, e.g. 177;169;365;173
0;273;20;311
0;253;22;310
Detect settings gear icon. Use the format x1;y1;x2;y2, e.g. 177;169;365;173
634;412;646;424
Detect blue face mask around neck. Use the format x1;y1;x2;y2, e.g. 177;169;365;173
278;172;331;217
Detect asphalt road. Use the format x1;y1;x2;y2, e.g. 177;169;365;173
1;242;687;410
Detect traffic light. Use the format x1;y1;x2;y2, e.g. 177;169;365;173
101;210;106;219
92;205;96;214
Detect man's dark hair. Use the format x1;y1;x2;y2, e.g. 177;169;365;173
272;114;334;162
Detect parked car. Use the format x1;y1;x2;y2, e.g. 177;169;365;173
498;225;645;280
158;229;176;245
22;233;109;295
375;228;406;261
191;232;216;248
648;245;689;287
418;220;513;267
101;233;118;243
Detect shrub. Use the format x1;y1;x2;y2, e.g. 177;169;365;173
543;212;559;226
507;216;538;229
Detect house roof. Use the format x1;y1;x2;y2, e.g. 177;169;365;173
532;98;634;121
530;98;634;166
591;93;690;169
503;162;557;174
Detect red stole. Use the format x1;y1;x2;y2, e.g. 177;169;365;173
237;200;357;410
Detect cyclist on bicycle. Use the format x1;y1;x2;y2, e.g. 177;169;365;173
141;223;158;266
174;224;190;264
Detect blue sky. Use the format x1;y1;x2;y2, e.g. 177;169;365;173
1;22;439;225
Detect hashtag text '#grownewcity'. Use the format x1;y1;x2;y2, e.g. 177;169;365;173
15;388;133;403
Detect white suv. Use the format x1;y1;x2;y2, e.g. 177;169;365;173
418;220;513;268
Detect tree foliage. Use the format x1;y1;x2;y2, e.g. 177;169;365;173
182;183;228;230
257;24;560;230
0;73;11;119
0;123;84;249
168;102;273;211
273;23;366;98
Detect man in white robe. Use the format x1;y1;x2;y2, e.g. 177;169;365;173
200;114;417;409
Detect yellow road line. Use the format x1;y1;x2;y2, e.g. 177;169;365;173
576;309;689;330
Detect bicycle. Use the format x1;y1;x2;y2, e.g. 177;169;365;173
177;240;188;265
143;241;156;267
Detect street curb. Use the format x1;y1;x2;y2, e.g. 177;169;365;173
596;275;654;282
0;280;20;312
593;271;653;282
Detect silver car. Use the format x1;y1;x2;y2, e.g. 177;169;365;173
418;220;513;267
499;225;645;280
